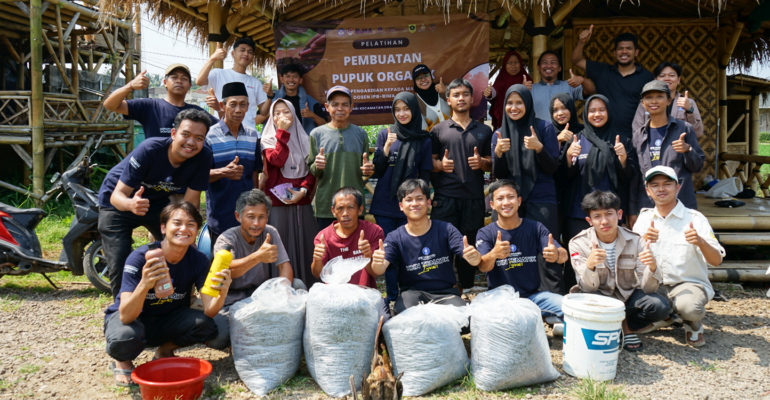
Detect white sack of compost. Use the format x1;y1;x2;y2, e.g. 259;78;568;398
304;256;381;397
383;302;469;396
469;285;560;391
229;278;308;396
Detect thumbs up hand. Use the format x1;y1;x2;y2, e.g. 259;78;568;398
129;69;150;91
677;90;690;110
441;149;454;173
543;234;559;263
567;134;582;166
523;126;543;152
360;152;374;176
315;147;326;170
205;87;221;112
222;155;243;180
383;126;398;156
579;24;594;43
462;235;481;266
672;132;691;153
522;75;533;91
494;131;511;157
557;122;573;144
684;221;702;245
357;230;372;258
644;220;659;243
372;239;387;272
129;186;150;216
210;42;227;61
263;78;274;97
434;77;446;95
492;230;511;260
256;232;278;263
483;84;493;98
567;69;584;88
313;234;326;261
300;102;313;119
613;135;627;164
467;146;482;170
639;240;656;271
586;241;606;271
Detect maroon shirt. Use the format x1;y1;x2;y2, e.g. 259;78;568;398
314;220;384;288
262;128;316;206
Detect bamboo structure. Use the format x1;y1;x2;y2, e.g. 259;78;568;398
1;0;140;206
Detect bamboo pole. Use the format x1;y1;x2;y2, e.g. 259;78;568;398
55;5;64;63
573;17;716;26
718;26;727;178
47;0;130;30
551;0;581;25
721;22;745;67
30;0;45;206
208;0;224;69
0;35;20;62
134;4;141;75
726;113;745;139
41;34;88;119
71;33;78;93
531;5;547;82
125;22;135;153
0;29;21;39
165;0;207;21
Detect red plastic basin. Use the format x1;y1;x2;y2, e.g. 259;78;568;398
131;357;212;400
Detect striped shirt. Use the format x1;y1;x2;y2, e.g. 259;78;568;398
205;119;262;235
599;241;617;273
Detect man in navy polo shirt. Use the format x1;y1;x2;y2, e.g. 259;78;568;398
371;179;482;316
97;109;213;298
205;82;263;253
571;27;654;139
103;63;217;139
477;179;567;324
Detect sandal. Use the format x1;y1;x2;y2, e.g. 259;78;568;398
109;361;137;387
621;332;644;352
684;324;706;347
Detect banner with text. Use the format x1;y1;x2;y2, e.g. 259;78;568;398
274;14;490;126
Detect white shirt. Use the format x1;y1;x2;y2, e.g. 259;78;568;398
207;69;268;130
599;240;617;273
633;200;725;300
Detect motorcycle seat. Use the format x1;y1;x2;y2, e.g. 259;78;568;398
0;203;46;217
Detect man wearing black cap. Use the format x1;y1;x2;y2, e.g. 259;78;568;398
307;85;373;229
412;64;451;131
103;63;218;139
631;80;704;213
205;82;263;251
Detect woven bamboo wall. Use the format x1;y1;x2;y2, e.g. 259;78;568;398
572;22;719;178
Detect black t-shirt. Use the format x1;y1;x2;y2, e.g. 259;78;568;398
124;98;218;139
585;61;654;139
430;119;492;199
283;94;327;124
476;219;560;298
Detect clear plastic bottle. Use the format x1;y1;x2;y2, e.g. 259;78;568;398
200;244;233;297
146;242;174;299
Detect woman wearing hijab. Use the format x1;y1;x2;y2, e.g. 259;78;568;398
492;84;562;293
550;93;584;147
559;95;638;289
371;91;433;303
261;99;318;287
485;51;532;130
411;64;451;131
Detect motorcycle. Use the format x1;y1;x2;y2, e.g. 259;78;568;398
0;159;109;293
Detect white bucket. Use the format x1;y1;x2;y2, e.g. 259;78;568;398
562;293;626;381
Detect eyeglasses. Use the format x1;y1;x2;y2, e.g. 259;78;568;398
416;74;432;82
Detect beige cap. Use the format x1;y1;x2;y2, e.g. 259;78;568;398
164;63;191;78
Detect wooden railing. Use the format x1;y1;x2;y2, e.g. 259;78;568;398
719;153;770;197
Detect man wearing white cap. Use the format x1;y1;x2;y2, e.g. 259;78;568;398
633;166;725;347
103;63;217;139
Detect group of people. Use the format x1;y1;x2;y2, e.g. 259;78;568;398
96;31;725;387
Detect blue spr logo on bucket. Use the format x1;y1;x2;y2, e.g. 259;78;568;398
581;328;621;353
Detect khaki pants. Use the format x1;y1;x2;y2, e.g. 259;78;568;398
657;282;709;323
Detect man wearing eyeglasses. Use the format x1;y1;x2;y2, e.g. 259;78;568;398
103;63;218;139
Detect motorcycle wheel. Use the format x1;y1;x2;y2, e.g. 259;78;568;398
83;240;111;294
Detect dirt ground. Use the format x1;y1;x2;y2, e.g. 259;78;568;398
0;282;769;400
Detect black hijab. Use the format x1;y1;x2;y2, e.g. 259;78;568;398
581;94;619;195
389;92;430;198
498;84;544;201
549;93;584;133
412;65;439;107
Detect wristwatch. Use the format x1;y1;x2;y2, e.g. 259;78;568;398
685;106;694;114
266;93;276;100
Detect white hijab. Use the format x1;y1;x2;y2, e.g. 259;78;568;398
260;99;310;179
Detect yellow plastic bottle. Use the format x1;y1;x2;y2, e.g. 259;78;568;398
201;244;233;297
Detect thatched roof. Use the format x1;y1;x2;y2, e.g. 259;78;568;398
93;0;770;70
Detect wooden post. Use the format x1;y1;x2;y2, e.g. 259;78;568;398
208;1;223;69
54;5;64;64
30;0;44;205
16;41;24;90
134;4;141;76
125;23;135;153
563;28;573;75
750;94;760;191
70;33;78;93
531;6;548;82
718;26;728;178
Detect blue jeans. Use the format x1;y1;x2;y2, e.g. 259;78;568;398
374;215;407;303
528;291;564;319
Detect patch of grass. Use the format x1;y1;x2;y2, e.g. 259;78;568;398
203;378;229;399
20;346;29;351
41;356;53;363
59;294;111;319
0;294;24;312
0;379;21;390
688;360;722;372
760;143;770;180
19;364;40;374
565;377;628;400
271;375;311;394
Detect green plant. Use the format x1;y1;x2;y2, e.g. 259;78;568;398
565;377;628;400
688;360;722;372
19;364;40;374
759;131;770;142
0;294;24;312
0;379;21;390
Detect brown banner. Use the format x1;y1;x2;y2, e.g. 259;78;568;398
274;14;490;125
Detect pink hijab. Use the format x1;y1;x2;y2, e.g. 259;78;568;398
260;99;310;179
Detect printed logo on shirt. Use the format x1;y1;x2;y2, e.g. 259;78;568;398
510;244;517;252
140;180;181;193
341;247;349;252
165;176;173;182
655;139;662;146
496;247;537;270
422;247;430;255
578;153;588;160
124;265;139;275
405;249;448;275
129;156;141;170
